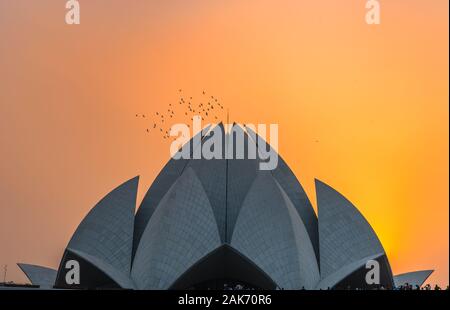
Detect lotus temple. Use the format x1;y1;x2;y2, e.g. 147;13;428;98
14;124;433;290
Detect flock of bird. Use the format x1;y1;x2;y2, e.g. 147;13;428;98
136;90;225;140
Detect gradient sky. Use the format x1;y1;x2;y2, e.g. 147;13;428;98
0;0;448;286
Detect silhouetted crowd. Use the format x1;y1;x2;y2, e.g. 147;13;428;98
335;284;448;290
214;283;450;290
395;283;447;290
222;283;256;290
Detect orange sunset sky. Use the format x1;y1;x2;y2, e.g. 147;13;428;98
0;1;448;286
